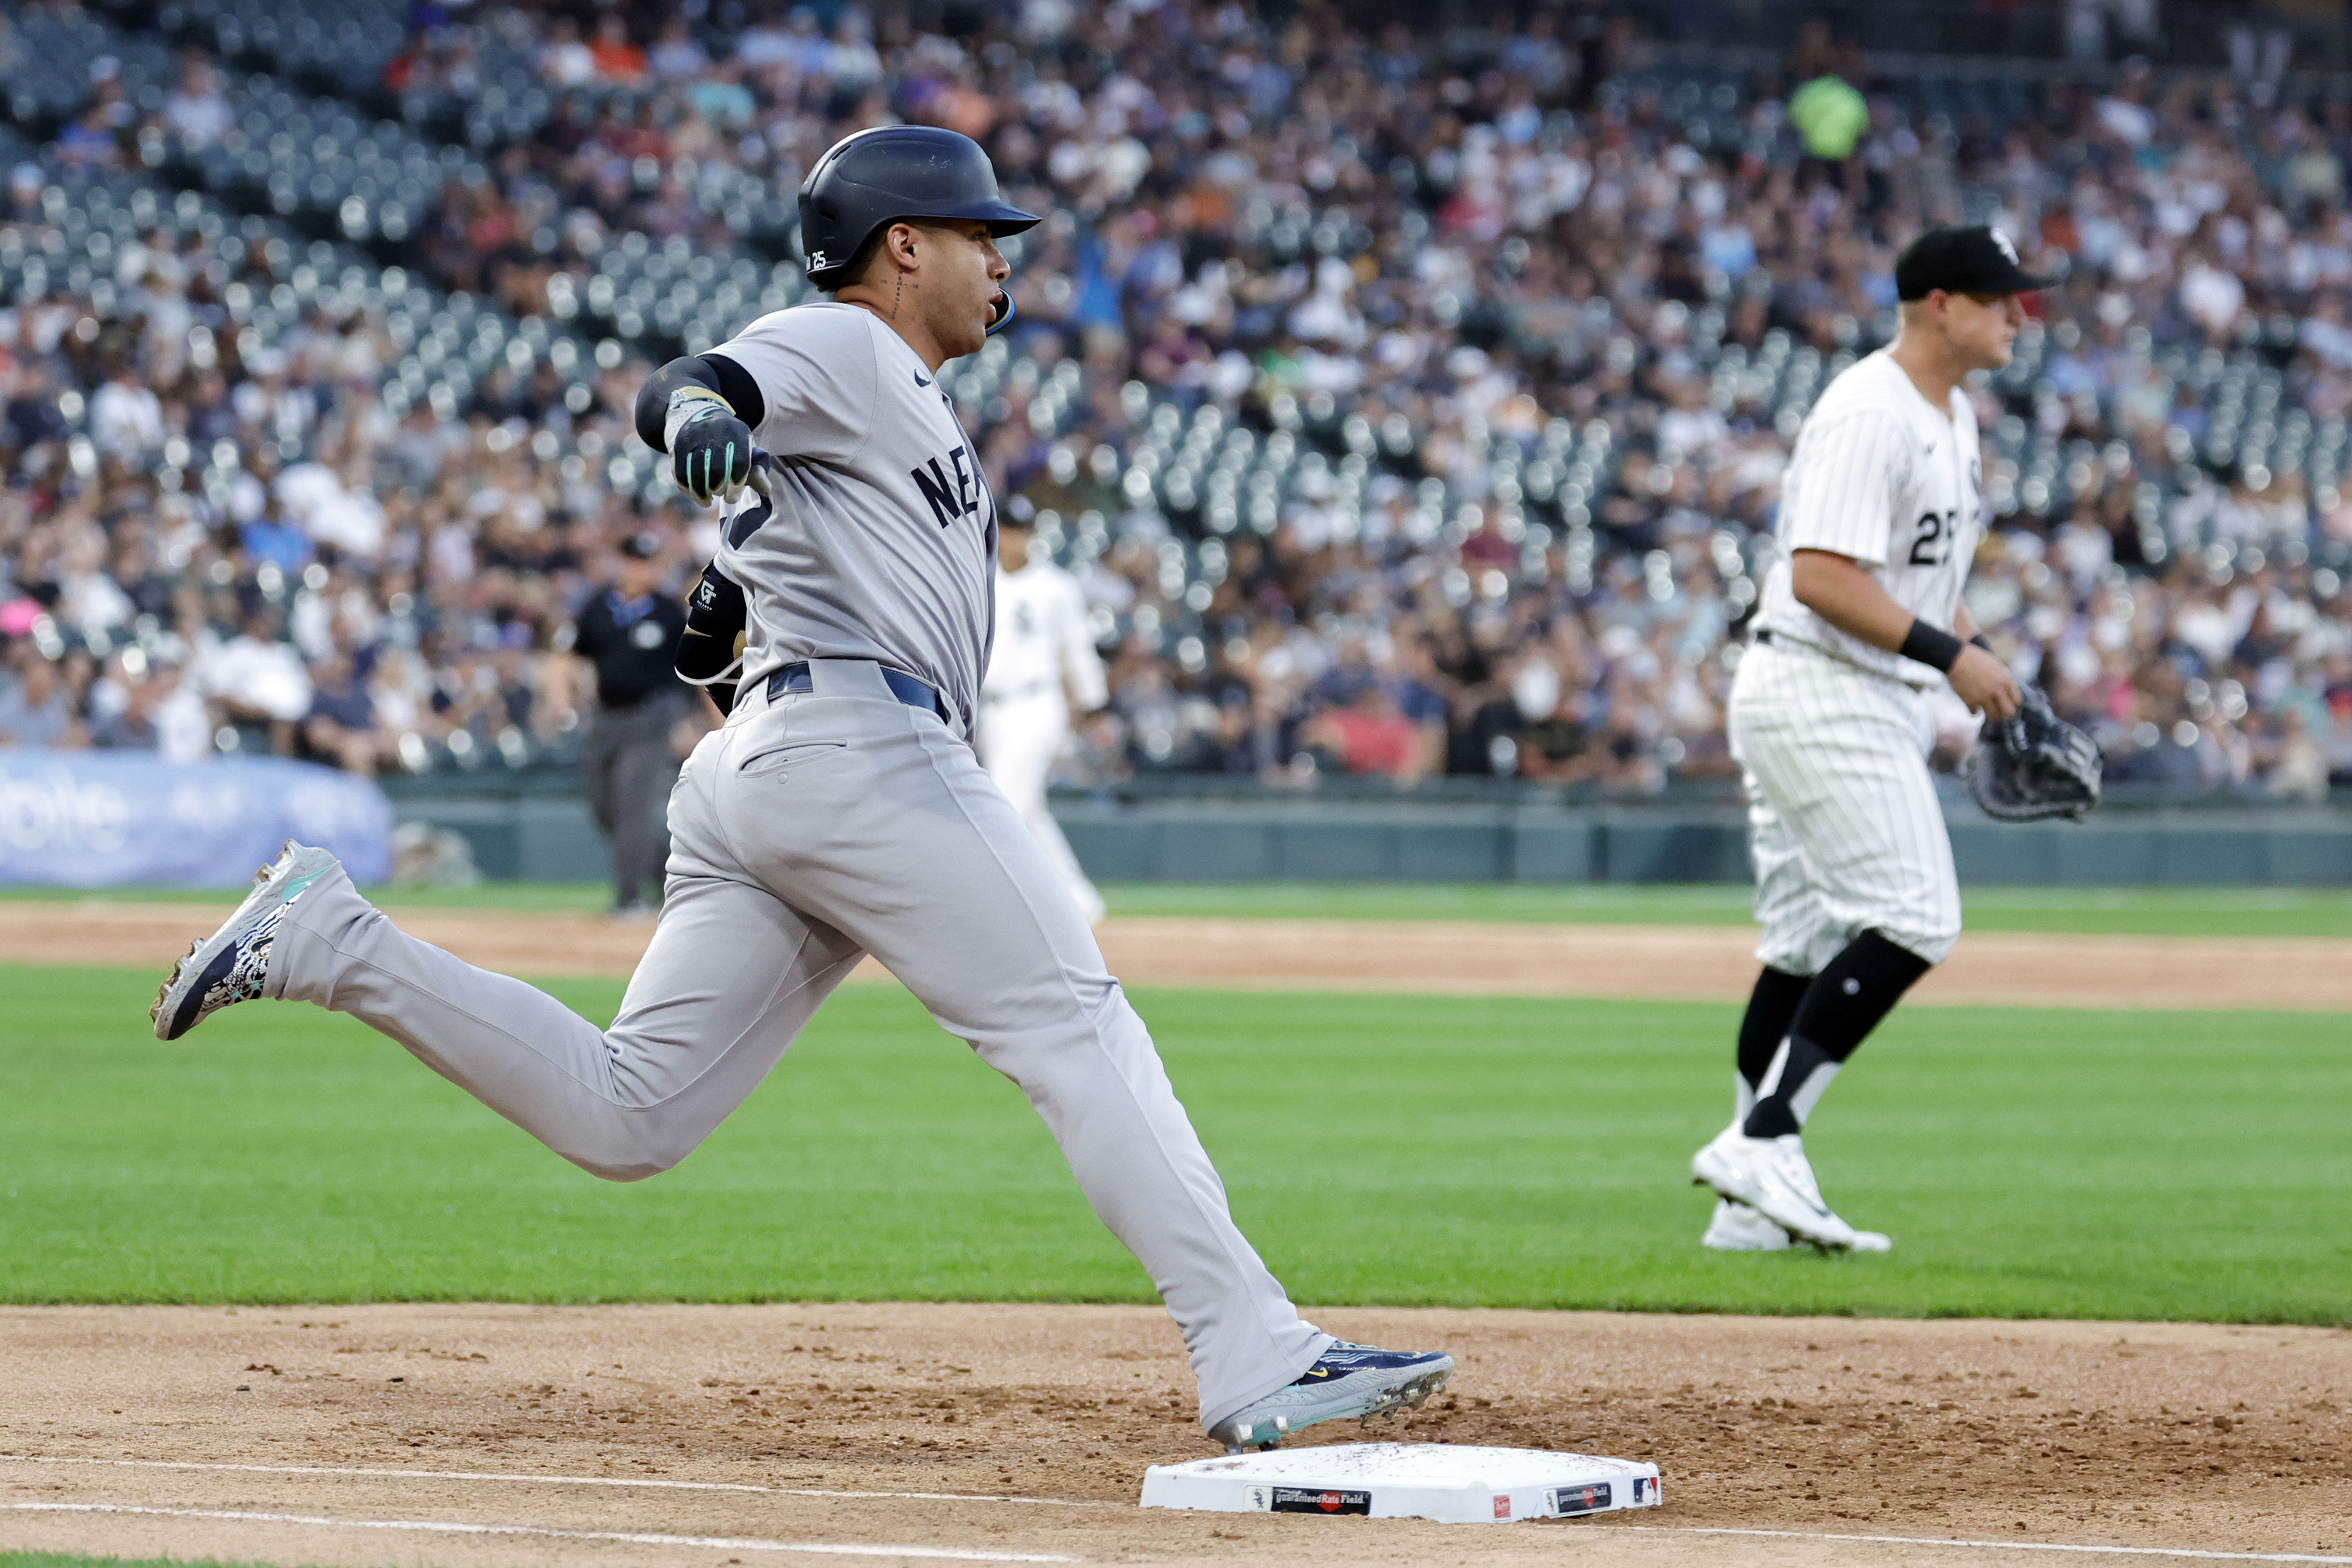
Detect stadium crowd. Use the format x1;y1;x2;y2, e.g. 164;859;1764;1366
2;0;2351;801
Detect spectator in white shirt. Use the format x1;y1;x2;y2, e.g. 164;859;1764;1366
88;363;163;457
198;602;313;754
536;18;597;85
162;55;232;148
2179;250;2246;342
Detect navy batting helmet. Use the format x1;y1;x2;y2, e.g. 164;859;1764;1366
797;125;1040;291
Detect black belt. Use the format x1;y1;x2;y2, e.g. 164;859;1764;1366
766;661;946;719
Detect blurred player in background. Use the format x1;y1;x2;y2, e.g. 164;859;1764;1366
572;532;689;920
1691;225;2038;1255
977;499;1109;925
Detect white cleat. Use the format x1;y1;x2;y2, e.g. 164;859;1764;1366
1702;1198;1791;1251
1703;1197;1890;1253
1692;1124;1857;1253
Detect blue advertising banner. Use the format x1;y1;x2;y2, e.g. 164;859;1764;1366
0;749;392;888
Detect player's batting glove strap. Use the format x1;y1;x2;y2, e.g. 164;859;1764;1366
1970;684;2103;822
664;386;754;505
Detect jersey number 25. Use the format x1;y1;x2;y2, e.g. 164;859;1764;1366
1909;508;1957;568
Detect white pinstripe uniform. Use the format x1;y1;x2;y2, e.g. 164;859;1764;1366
1735;349;1983;974
977;556;1110;924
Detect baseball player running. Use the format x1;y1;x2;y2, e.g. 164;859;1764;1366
977;500;1110;924
153;126;1450;1452
1693;225;2042;1253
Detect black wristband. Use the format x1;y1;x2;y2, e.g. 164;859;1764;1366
1899;618;1965;673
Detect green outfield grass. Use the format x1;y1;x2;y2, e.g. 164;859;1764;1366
2;964;2344;1323
9;879;2352;937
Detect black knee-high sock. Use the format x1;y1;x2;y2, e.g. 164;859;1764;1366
1743;931;1931;1140
1735;967;1813;1121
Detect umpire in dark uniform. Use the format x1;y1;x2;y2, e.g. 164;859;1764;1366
573;531;690;918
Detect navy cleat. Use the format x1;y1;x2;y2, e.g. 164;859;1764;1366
1208;1340;1454;1453
152;841;339;1041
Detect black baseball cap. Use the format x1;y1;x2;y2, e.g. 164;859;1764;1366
1895;225;2058;301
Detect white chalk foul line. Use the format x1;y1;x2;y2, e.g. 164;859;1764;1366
0;1453;1104;1508
1;1502;1076;1562
1641;1527;2352;1564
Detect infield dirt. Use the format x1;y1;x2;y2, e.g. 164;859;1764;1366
1;1303;2347;1566
9;901;2352;1009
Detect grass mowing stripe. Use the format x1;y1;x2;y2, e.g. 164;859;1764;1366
1;965;2345;1322
12;881;2352;937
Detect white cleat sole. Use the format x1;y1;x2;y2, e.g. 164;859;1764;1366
1211;1362;1451;1453
1701;1199;1792;1252
1703;1199;1891;1254
1692;1133;1855;1253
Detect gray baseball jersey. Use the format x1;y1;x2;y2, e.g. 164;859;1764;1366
711;302;997;738
249;299;1337;1435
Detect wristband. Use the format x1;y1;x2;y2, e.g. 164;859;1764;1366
1899;617;1965;673
663;385;734;452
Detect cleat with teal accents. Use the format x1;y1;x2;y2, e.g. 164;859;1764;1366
1208;1341;1454;1454
151;841;339;1041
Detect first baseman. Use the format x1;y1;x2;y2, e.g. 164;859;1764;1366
1693;225;2041;1253
977;500;1109;925
153;126;1451;1452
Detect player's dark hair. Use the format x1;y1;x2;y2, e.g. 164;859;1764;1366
831;223;901;293
831;218;980;293
833;218;948;293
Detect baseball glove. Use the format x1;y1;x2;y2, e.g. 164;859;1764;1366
1970;684;2103;822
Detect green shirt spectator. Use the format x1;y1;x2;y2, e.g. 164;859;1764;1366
1790;73;1869;160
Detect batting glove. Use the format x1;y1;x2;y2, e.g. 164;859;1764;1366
664;386;754;505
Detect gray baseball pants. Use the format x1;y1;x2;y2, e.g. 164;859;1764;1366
264;658;1328;1431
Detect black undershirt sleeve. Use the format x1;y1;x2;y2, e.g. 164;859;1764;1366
706;352;763;430
632;352;767;452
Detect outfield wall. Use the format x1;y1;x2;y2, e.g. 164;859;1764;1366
384;787;2352;886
